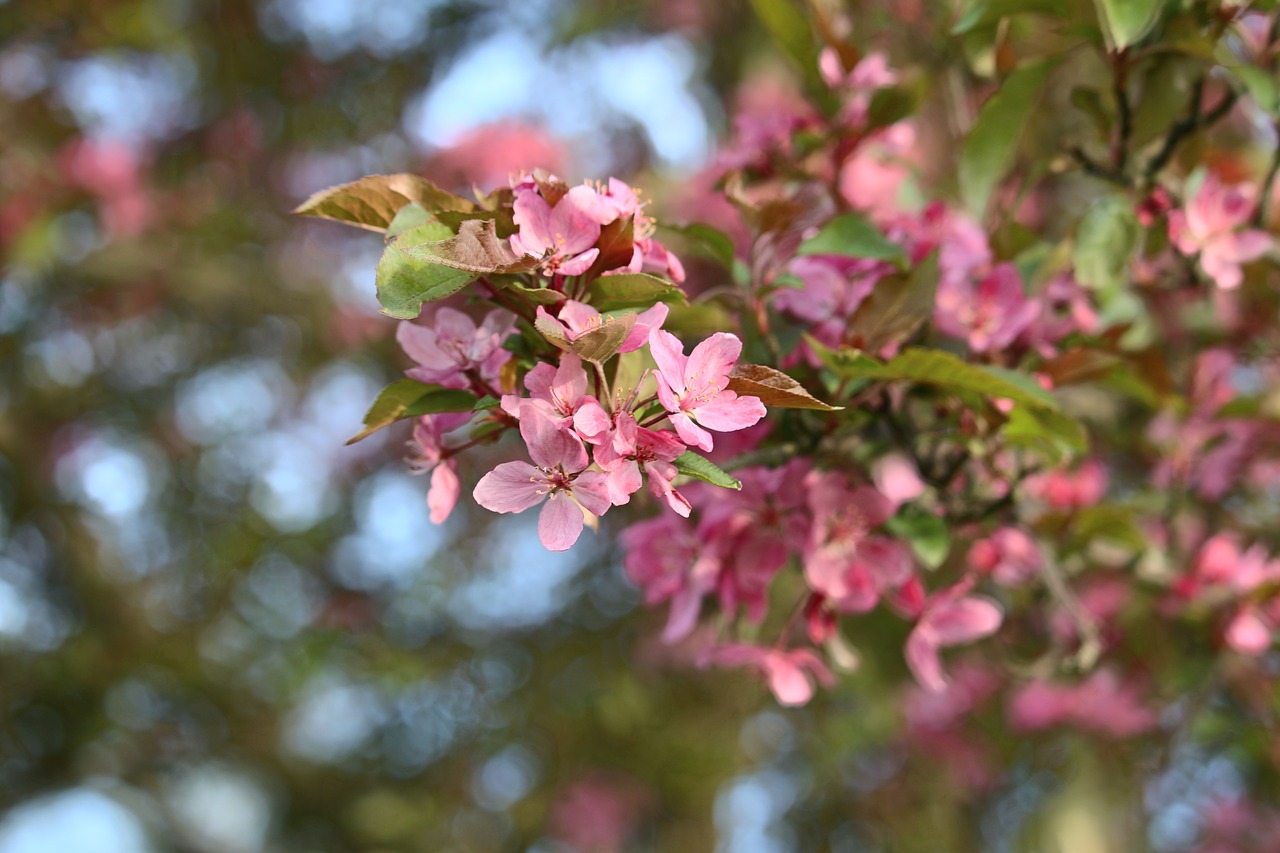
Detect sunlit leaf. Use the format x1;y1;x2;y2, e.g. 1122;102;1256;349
672;450;742;490
727;364;842;411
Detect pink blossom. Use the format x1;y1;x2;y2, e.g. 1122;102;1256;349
802;472;906;610
621;515;719;642
871;452;926;511
1168;174;1271;289
934;262;1040;353
649;330;766;452
1008;669;1156;737
773;255;880;350
424;121;565;191
406;413;471;524
593;411;691;516
905;580;1002;692
838;125;914;222
707;643;835;706
967;527;1042;586
510;183;609;276
1195;534;1271;593
1225;605;1273;655
1024;459;1108;511
500;353;611;441
396;308;514;390
692;462;812;626
547;772;645;853
472;405;611;551
535;300;669;354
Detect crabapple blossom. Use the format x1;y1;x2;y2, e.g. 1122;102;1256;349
510;182;609;276
396;308;514;390
905;581;1002;692
472;404;611;551
1168;173;1271;289
706;643;835;706
649;330;766;452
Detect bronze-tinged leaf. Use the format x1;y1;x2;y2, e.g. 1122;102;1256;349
1040;348;1122;386
727;364;843;411
846;252;939;353
294;174;476;231
535;312;638;363
397;219;538;274
533;169;569;206
582;216;635;280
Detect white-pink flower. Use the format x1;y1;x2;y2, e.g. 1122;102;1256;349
500;353;611;442
472;404;611;551
511;183;610;276
1168;174;1271;289
648;330;766;452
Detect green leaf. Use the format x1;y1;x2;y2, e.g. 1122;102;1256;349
375;222;475;319
587;273;686;311
535;312;638;363
1001;404;1087;462
866;82;924;131
952;0;1070;34
1093;0;1163;50
347;379;450;444
1070;87;1111;138
294;174;476;232
797;212;906;264
1233;65;1280;116
885;511;950;570
747;0;816;71
1074;195;1139;291
404;388;481;416
726;364;842;411
817;346;1062;411
672;450;742;490
664;223;737;269
959;59;1056;218
845;252;940;353
386;203;435;238
493;279;566;305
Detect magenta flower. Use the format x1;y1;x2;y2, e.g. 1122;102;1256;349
905;581;1002;692
396;308;514;390
967;527;1043;587
472;404;611;551
621;515;720;642
535;300;669;355
934;263;1040;354
648;330;766;452
1168;174;1272;289
510;183;609;276
1008;669;1156;737
706;643;835;706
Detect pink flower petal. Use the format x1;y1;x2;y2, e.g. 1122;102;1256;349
519;403;588;471
684;332;741;395
428;462;461;524
539;493;585;551
474;461;545;514
571;471;613;517
691;392;766;432
670;412;714;452
648;330;688;396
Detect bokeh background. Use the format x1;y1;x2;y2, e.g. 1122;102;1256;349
0;1;1260;851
